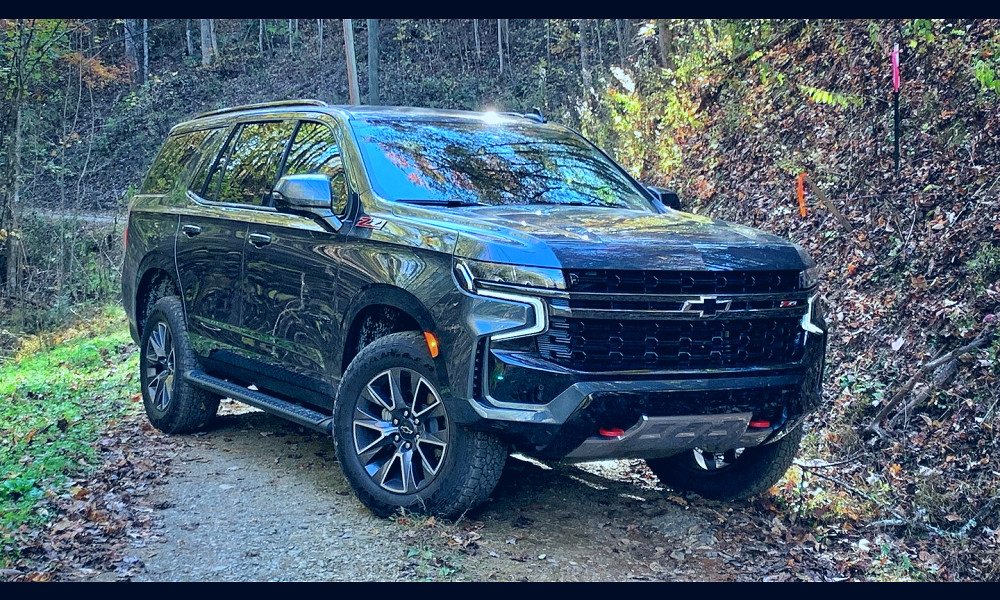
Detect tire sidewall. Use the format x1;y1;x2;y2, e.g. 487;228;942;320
650;425;803;501
139;296;215;433
333;333;471;517
140;301;179;428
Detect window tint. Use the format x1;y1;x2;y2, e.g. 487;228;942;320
188;127;232;198
350;118;653;211
283;121;348;215
201;121;295;205
141;129;214;194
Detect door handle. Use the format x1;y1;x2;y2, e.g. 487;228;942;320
181;224;202;237
248;232;272;248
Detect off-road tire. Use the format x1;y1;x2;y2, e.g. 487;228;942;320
334;332;507;519
139;296;220;434
646;426;803;501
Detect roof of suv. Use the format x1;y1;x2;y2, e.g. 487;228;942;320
173;99;548;134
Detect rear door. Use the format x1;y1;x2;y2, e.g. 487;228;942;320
175;120;295;361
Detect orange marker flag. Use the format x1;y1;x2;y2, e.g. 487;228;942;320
797;172;807;217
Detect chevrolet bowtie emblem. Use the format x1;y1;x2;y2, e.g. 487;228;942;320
681;296;732;317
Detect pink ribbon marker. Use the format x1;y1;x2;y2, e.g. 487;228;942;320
891;43;900;92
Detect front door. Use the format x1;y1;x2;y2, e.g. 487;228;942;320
240;120;351;389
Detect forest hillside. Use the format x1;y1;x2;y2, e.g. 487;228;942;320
1;19;998;580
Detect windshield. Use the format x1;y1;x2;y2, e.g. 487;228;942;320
350;117;654;210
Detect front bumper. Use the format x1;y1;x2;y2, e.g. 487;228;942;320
463;330;826;461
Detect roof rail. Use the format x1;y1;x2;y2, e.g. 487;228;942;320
498;111;547;124
193;99;329;120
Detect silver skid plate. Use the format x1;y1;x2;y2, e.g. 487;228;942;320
564;413;754;462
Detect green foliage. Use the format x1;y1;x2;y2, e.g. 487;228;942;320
405;545;463;580
968;242;1000;293
974;58;1000;96
867;21;882;52
4;216;123;334
580;65;699;183
906;19;936;50
0;307;136;564
985;338;1000;378
757;60;786;89
799;84;862;108
837;373;889;434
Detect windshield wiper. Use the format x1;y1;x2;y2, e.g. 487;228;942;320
524;201;597;207
396;199;485;207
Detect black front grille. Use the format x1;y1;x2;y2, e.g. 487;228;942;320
565;269;800;295
538;316;805;371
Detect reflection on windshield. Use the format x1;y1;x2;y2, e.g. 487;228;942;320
351;118;652;210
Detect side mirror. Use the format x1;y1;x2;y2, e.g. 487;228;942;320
272;173;342;231
646;186;682;211
273;173;332;210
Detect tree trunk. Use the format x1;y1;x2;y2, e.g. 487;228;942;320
543;19;550;108
124;19;139;79
186;19;194;57
288;19;294;54
367;19;379;105
2;100;23;299
210;19;220;61
579;19;592;94
317;19;323;57
504;18;510;61
497;19;503;75
343;19;360;105
595;19;603;67
143;19;149;84
657;19;674;69
474;19;480;60
200;19;213;66
616;19;627;66
259;19;264;54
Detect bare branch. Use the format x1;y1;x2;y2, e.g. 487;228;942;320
865;326;995;434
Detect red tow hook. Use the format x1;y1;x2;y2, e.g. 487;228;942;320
748;420;771;429
599;427;625;437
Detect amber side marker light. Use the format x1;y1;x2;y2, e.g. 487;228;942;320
423;332;440;358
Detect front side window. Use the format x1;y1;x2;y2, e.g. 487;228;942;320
199;121;295;206
282;121;349;214
349;117;653;211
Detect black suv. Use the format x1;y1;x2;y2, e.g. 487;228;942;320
122;100;826;518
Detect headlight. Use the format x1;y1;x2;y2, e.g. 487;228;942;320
799;266;820;290
801;294;824;334
454;258;566;293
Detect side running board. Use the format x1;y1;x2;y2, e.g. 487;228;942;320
184;369;333;435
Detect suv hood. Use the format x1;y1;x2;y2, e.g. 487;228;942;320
443;205;812;271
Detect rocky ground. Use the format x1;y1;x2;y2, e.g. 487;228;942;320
119;403;736;582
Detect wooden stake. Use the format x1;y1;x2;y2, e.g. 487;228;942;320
804;174;854;233
797;172;807;217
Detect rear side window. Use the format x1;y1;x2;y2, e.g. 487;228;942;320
200;121;295;206
184;128;227;196
282;121;348;215
140;129;214;195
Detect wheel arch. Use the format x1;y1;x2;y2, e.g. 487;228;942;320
339;285;450;391
133;255;181;340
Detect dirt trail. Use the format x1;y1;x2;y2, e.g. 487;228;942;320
129;402;738;582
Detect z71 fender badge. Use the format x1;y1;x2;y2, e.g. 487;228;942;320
356;216;387;230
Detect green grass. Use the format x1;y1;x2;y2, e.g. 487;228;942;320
0;306;137;566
